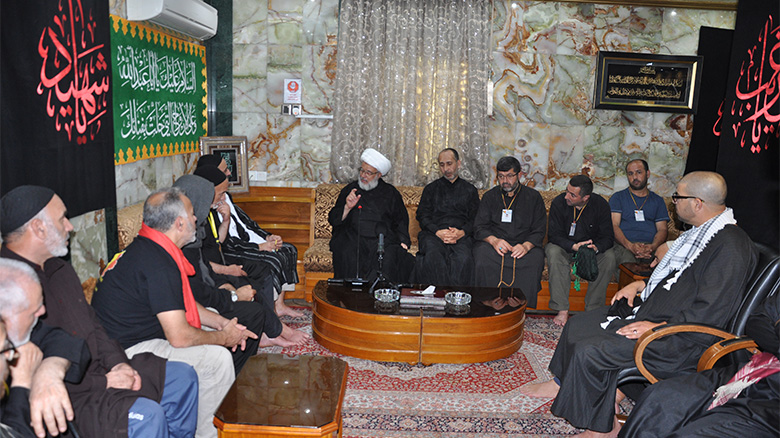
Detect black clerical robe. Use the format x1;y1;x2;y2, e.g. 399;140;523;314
413;177;480;286
328;179;414;283
548;225;757;433
472;185;547;308
618;286;780;438
221;193;299;294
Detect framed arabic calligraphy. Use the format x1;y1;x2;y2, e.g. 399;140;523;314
199;136;250;194
594;51;704;113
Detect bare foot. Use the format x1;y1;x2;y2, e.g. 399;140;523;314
572;416;621;438
520;379;560;398
280;323;309;345
275;291;304;318
258;333;296;348
553;310;569;327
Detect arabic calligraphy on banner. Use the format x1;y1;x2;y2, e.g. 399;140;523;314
36;0;110;145
719;14;779;154
109;15;206;164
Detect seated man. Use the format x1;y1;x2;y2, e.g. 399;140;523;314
610;159;669;272
545;174;616;326
522;171;758;438
472;156;546;308
413;148;480;286
619;289;780;438
0;318;37;438
0;257;90;438
193;165;301;317
196;154;301;315
1;185;199;438
328;148;414;283
173;174;307;354
93;188;255;438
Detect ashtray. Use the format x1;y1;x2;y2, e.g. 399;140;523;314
374;288;400;302
445;291;471;305
445;303;471;316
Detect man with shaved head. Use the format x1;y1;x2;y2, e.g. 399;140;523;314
522;171;758;438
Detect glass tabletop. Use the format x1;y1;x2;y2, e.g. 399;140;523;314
215;354;347;428
315;282;527;318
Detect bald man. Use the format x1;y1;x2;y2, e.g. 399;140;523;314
521;171;759;438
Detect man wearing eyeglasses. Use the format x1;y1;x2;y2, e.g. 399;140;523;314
610;159;669;274
0;257;90;438
545;174;616;327
0;186;199;438
328;148;414;283
472;156;547;308
522;171;758;438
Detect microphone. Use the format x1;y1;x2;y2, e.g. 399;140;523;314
377;233;385;255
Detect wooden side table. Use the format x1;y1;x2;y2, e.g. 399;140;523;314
214;354;348;438
618;262;653;290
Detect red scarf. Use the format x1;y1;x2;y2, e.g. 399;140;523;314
138;223;201;329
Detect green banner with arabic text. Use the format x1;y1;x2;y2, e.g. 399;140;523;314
110;15;206;164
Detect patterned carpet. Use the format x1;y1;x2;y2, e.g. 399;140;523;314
262;308;584;437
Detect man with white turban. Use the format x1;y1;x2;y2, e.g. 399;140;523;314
328;148;414;283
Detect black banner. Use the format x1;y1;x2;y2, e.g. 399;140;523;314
1;0;116;217
685;27;733;174
715;0;779;250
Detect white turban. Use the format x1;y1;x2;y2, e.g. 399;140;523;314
360;148;391;175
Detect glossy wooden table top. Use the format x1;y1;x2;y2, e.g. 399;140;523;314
316;282;527;318
214;354;348;430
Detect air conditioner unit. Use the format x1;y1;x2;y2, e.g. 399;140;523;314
126;0;218;41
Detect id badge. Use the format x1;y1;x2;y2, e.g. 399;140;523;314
502;209;513;223
569;222;576;237
634;210;645;222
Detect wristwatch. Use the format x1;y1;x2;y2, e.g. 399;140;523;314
230;290;238;302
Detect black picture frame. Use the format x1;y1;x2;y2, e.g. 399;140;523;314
199;136;249;193
594;51;704;113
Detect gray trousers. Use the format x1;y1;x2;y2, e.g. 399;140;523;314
544;243;616;311
126;339;236;438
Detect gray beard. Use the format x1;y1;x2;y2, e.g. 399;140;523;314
358;179;379;191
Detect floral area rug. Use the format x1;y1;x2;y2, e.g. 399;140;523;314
264;309;585;437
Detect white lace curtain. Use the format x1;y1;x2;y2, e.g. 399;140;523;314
330;0;492;188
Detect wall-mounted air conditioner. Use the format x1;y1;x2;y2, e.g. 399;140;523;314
126;0;218;41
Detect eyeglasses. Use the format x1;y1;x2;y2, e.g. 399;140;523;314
358;168;379;177
671;192;702;204
497;172;518;181
1;338;18;362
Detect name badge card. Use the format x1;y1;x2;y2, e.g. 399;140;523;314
634;210;645;222
569;222;576;237
502;209;513;223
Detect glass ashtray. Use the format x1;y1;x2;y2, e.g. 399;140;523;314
445;291;471;305
374;288;400;302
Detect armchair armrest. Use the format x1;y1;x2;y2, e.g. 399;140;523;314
697;337;759;372
633;323;735;383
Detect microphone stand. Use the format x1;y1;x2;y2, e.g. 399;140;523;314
369;233;388;295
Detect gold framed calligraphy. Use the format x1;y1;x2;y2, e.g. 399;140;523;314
199;136;250;194
594;51;703;113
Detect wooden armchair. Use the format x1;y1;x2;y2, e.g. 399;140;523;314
618;242;780;385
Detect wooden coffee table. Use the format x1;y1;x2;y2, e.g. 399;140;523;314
214;354;348;438
618;262;653;289
312;281;526;365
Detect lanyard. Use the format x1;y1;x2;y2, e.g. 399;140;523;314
502;190;518;210
572;203;587;223
207;211;227;264
629;192;649;211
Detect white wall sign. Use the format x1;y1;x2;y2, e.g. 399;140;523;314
284;79;302;104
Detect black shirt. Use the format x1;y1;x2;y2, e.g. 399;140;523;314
547;192;614;253
417;177;480;236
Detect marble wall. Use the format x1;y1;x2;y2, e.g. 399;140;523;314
231;0;735;195
69;0;736;283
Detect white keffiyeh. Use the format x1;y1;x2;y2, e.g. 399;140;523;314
601;208;736;329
